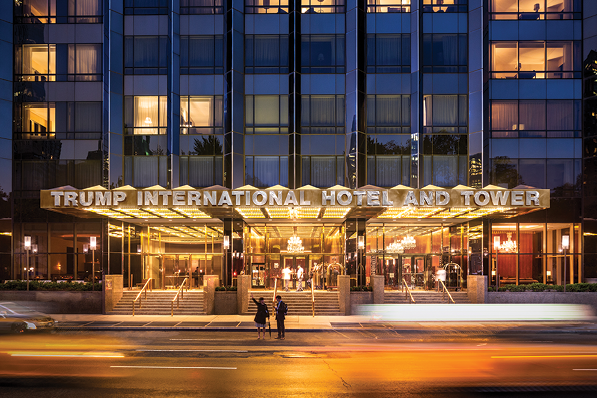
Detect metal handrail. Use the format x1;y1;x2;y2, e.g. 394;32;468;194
402;278;416;304
272;278;278;305
133;278;152;316
311;279;315;317
439;280;455;304
171;277;189;316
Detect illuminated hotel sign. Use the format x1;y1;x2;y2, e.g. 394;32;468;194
42;188;549;209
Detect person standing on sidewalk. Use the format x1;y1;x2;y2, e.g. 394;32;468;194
251;293;269;340
274;295;287;340
282;266;291;292
296;265;304;292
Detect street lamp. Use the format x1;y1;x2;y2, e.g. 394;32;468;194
90;237;97;291
562;235;570;292
493;235;501;289
24;236;31;291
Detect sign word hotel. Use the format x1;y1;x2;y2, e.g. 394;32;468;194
46;188;548;209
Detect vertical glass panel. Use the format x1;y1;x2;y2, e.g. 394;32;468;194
254;96;280;126
159;96;167;127
519;159;546;188
546;41;573;78
547;100;573;130
134;156;158;187
519;42;545;77
432;96;458;126
134;96;159;130
546;159;573;190
491;42;518;77
491;100;518;131
519;100;546;130
188;97;214;127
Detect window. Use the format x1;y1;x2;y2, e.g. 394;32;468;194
68;44;102;81
301;95;344;134
124;36;168;74
421;152;468;187
124;156;168;187
180;0;224;14
15;45;56;82
180;96;223;134
302;156;344;188
301;35;345;73
16;0;103;23
245;0;289;14
366;0;411;13
180;156;223;187
367;34;410;73
491;41;580;79
301;0;345;13
245;156;288;187
422;34;467;73
422;0;467;13
180;36;223;74
245;95;289;134
18;103;55;139
16;44;102;82
490;0;580;20
125;96;168;135
125;0;168;15
366;134;410;187
245;35;289;74
422;95;468;131
491;100;581;137
367;95;411;133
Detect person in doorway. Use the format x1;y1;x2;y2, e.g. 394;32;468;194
250;293;269;340
274;295;287;340
436;267;447;292
296;265;304;292
282;266;291;292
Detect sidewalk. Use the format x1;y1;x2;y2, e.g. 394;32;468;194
50;313;597;334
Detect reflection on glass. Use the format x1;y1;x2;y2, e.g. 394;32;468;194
68;44;102;81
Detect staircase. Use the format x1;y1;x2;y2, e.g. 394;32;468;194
247;291;342;316
108;290;206;315
384;291;472;304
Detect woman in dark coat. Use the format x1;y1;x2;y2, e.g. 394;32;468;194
251;293;269;339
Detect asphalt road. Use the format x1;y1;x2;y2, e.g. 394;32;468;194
1;330;597;397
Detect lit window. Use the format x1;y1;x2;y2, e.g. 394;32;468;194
245;0;289;14
180;96;223;134
301;0;345;14
125;96;168;135
490;0;579;20
17;45;56;82
21;103;56;139
422;0;467;13
68;44;102;81
366;0;411;13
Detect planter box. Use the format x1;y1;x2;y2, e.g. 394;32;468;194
349;291;374;315
0;291;102;314
488;292;597;313
215;291;238;315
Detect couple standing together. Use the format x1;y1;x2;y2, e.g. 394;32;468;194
251;294;287;340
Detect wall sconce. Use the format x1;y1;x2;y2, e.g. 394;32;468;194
223;236;230;249
90;236;97;250
493;236;501;251
137;245;141;253
562;235;570;250
24;236;31;250
357;236;364;250
32;244;38;254
83;244;89;254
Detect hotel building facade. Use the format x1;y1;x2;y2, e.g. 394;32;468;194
1;0;596;291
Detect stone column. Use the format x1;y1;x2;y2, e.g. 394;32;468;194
467;275;487;304
104;275;123;313
371;275;384;305
338;275;351;315
204;275;219;315
237;275;250;315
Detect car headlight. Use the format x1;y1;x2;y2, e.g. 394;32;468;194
25;322;37;330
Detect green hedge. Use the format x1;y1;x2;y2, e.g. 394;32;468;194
488;283;597;293
0;280;101;291
215;286;237;291
350;286;373;292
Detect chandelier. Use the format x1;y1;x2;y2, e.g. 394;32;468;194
386;241;404;253
287;235;304;253
500;233;517;253
400;235;416;250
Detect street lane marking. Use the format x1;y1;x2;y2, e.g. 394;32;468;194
169;339;230;341
10;352;124;358
573;369;597;371
492;355;597;359
137;349;248;353
111;366;236;370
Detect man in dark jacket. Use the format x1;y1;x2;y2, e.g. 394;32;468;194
274;295;287;340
